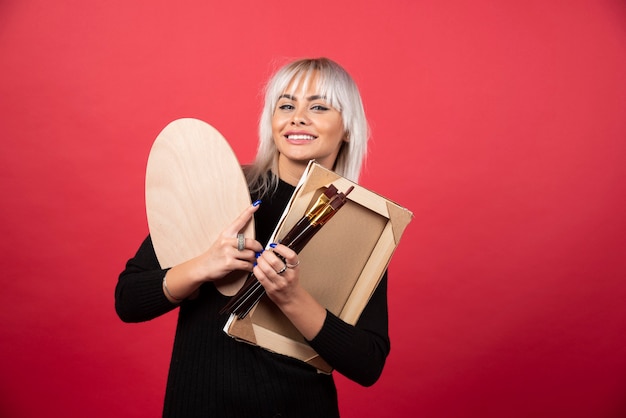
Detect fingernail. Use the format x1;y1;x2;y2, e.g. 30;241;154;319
255;251;264;258
269;243;277;248
253;200;262;207
253;262;257;267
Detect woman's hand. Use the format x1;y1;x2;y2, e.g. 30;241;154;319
190;202;264;282
253;243;301;304
163;202;264;302
254;243;327;340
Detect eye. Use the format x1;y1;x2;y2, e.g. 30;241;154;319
311;104;329;111
277;103;295;111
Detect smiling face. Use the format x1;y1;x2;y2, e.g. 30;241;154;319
272;73;347;184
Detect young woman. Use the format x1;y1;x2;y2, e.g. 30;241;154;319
116;57;390;417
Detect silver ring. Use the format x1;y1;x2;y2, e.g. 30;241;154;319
275;263;287;275
286;260;300;269
237;233;245;251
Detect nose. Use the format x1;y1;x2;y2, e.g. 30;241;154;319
291;109;309;125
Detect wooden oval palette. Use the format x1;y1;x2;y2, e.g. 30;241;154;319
145;118;254;295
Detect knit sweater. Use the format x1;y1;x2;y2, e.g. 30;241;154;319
115;178;390;417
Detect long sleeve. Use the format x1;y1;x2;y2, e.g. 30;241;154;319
115;235;179;323
307;272;390;387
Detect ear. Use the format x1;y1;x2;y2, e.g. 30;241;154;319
343;131;350;142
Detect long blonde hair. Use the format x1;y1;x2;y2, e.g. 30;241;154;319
246;57;369;198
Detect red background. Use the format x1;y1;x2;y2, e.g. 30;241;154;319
2;1;626;417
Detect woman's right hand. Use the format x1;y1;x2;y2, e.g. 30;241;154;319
192;201;264;281
162;201;264;302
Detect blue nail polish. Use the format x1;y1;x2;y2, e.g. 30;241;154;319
253;262;257;267
269;243;277;248
255;251;263;258
253;200;262;207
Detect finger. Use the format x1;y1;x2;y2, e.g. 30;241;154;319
253;257;273;284
223;200;261;237
268;243;297;266
229;257;257;273
232;245;255;260
234;237;264;253
258;250;288;276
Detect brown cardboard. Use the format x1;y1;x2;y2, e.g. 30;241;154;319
224;162;413;373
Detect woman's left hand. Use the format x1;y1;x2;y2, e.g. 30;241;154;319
253;243;301;307
254;243;327;340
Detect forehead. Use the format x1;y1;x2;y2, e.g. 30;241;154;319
282;71;321;95
279;70;340;108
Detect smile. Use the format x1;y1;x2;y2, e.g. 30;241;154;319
286;134;316;141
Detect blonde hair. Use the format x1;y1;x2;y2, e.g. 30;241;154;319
246;57;369;198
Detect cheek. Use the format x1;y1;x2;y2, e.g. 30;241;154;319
326;114;345;137
271;114;289;134
322;120;346;142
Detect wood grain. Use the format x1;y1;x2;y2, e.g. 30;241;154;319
146;118;254;295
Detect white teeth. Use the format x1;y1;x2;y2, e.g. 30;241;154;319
287;134;316;140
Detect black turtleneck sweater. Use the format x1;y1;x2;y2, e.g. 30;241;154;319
115;178;390;418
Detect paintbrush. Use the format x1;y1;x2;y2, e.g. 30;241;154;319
220;184;354;318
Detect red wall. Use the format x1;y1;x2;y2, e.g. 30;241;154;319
2;1;626;417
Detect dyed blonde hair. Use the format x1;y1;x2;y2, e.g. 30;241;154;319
246;57;369;198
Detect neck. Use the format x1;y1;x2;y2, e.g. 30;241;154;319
276;156;309;186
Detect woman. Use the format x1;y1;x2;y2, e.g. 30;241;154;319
115;57;390;417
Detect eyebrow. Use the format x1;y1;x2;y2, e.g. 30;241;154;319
278;94;327;101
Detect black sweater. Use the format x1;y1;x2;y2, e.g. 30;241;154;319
115;179;390;417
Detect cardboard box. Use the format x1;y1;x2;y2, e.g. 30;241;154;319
224;162;413;373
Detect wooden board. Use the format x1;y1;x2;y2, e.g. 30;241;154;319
145;118;254;295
